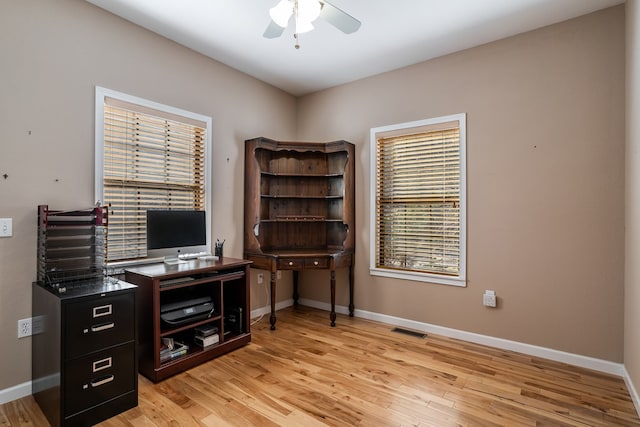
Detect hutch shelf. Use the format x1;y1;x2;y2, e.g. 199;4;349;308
244;137;355;329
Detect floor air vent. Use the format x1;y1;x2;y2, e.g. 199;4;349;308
391;327;426;338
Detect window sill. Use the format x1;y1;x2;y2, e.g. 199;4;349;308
369;267;466;287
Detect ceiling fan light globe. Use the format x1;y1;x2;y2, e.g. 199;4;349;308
297;0;321;23
296;19;315;34
269;0;293;28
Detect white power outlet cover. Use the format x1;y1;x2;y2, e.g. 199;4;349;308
483;290;497;308
18;318;32;338
0;218;12;237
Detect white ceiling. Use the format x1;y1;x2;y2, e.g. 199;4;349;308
86;0;624;96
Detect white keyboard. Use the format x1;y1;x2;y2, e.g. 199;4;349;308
178;251;211;260
197;255;219;261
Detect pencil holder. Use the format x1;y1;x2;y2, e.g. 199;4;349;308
214;242;223;258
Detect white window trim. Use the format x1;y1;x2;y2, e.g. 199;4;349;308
369;113;467;287
94;86;213;264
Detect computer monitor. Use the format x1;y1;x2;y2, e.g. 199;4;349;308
146;210;208;262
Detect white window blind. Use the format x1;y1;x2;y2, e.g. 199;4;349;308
370;114;466;286
99;93;208;262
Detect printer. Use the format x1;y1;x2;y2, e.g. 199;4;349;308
160;296;214;326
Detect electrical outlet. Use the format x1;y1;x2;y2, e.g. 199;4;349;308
276;271;282;280
0;218;12;237
483;290;497;308
18;317;32;338
257;273;264;284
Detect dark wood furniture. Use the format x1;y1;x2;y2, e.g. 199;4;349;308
125;258;251;382
244;137;355;329
32;279;138;427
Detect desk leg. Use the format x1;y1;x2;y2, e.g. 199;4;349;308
330;270;336;327
292;271;299;306
348;264;354;317
269;271;277;330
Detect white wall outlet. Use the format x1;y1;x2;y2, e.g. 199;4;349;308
0;218;12;237
276;270;282;280
18;317;32;338
483;290;497;308
257;273;264;284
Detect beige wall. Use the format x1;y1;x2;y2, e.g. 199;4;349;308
0;0;629;396
297;6;626;362
0;0;297;391
626;0;640;400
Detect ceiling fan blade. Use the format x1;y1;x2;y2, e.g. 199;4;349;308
319;1;361;34
263;19;286;38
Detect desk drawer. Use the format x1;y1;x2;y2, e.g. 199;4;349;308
305;258;329;269
277;258;304;269
64;342;136;417
65;292;135;359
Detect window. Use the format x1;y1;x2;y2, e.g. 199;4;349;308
370;114;466;286
95;87;212;263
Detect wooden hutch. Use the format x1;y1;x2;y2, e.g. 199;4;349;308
244;137;355;329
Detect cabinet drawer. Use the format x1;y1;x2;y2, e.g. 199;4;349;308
305;258;329;269
64;342;136;417
65;292;135;359
277;258;304;269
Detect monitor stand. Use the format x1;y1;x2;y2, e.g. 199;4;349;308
163;256;186;265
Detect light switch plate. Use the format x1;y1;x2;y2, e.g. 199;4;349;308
0;218;13;237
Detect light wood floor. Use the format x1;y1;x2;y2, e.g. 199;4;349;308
2;306;639;426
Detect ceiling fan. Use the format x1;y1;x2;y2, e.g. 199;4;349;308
263;0;361;49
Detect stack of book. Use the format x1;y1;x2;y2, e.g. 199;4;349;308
194;324;219;348
160;338;188;363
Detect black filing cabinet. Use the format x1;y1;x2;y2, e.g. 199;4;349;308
32;279;138;427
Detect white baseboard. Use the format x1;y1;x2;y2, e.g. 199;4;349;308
298;298;350;316
298;298;625;376
0;381;31;405
623;366;640;418
250;299;294;321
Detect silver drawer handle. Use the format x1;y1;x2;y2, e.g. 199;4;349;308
92;357;112;373
90;375;114;388
91;322;114;333
313;261;319;266
289;261;293;266
93;304;112;318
